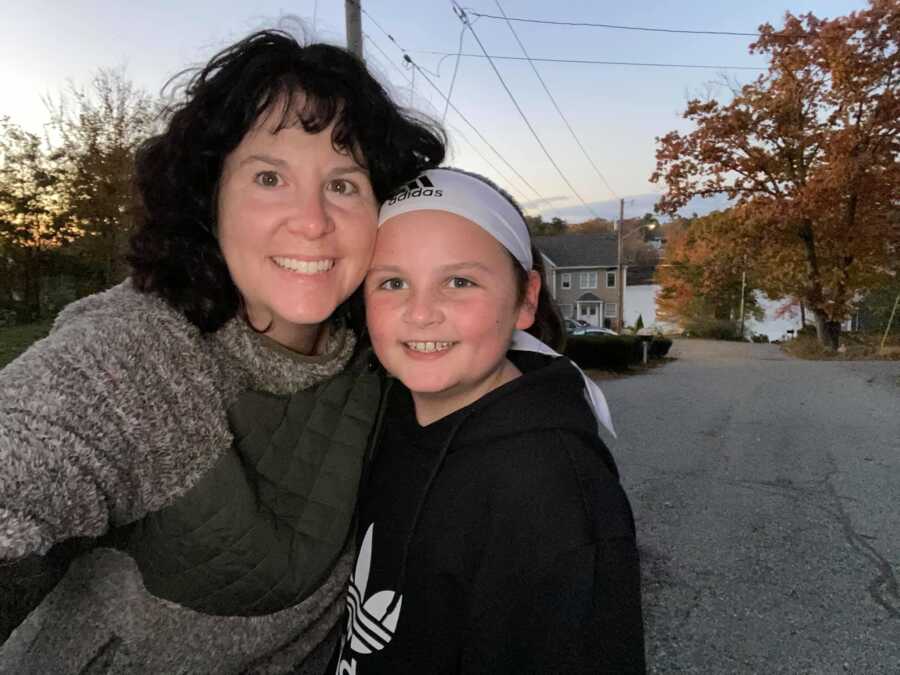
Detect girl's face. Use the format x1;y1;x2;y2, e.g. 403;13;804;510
365;210;540;424
217;103;378;353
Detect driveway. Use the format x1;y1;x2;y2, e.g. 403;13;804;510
598;339;900;673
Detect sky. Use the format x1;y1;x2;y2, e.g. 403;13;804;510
0;0;870;222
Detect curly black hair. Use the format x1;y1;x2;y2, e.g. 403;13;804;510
128;29;445;332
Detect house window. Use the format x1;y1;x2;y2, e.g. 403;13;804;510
606;270;616;288
560;273;571;290
558;303;574;318
579;271;598;289
604;302;618;318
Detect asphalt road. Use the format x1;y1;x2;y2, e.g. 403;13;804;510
599;339;900;674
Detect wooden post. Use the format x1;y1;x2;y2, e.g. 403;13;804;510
345;0;363;59
880;291;900;352
617;198;624;332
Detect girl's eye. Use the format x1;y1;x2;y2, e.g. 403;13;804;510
327;178;358;195
449;277;476;289
255;171;282;188
378;278;408;291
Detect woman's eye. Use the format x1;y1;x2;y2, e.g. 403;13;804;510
327;179;358;195
449;277;476;289
255;171;282;187
378;278;408;291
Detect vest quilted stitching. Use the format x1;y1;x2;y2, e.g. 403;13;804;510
126;351;382;616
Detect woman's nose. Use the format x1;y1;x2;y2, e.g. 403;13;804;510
284;192;334;239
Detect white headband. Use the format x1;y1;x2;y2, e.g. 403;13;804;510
378;169;533;270
376;168;616;438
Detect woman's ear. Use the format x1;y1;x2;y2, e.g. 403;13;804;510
515;270;542;330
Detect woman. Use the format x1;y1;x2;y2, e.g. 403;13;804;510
0;29;443;674
334;169;644;673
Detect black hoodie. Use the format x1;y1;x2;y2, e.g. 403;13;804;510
333;353;645;674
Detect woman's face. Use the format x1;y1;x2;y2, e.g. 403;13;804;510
217;105;378;353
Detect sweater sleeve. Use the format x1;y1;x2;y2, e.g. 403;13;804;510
459;430;645;674
0;305;232;562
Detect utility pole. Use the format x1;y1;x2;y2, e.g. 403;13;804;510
345;0;363;60
738;269;747;339
617;198;625;332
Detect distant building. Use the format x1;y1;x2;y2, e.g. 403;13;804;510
535;233;621;329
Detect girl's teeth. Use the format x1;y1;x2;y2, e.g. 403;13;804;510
407;341;453;353
272;257;334;274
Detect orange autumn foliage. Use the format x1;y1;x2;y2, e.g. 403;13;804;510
651;0;900;349
656;211;759;332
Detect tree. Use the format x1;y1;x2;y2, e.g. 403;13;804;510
858;274;900;336
0;119;80;320
651;1;900;350
638;213;660;241
569;217;614;234
46;68;161;292
525;214;567;236
656;211;761;337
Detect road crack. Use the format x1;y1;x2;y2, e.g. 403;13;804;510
821;473;900;620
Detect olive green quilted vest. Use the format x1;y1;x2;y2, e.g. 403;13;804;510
125;349;382;616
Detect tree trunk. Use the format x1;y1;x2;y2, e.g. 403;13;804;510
814;313;841;351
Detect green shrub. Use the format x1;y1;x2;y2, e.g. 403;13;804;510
564;334;674;369
683;317;741;340
564;335;641;370
649;337;673;358
634;314;644;331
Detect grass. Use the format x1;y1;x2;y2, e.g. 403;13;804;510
781;331;900;361
0;320;54;369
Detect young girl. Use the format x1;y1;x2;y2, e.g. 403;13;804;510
335;169;645;674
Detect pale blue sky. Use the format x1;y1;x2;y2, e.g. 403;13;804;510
1;1;868;220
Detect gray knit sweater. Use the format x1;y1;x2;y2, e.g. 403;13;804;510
0;281;359;674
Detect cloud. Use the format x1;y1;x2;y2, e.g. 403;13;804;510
519;195;570;210
539;193;733;223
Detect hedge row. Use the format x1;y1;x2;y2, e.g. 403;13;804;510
563;335;673;370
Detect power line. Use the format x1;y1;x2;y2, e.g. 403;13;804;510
352;0;401;49
403;53;558;212
495;0;618;202
404;51;766;71
359;4;558;213
445;120;535;208
355;0;439;77
363;32;413;85
369;29;534;206
453;3;598;220
463;10;763;37
442;25;466;124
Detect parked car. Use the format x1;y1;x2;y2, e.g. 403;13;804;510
564;319;590;333
570;326;619;337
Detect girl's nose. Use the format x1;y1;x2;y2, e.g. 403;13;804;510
402;289;444;327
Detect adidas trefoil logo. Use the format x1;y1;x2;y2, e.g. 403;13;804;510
337;524;402;673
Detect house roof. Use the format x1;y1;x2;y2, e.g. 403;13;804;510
534;233;618;268
577;292;601;301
